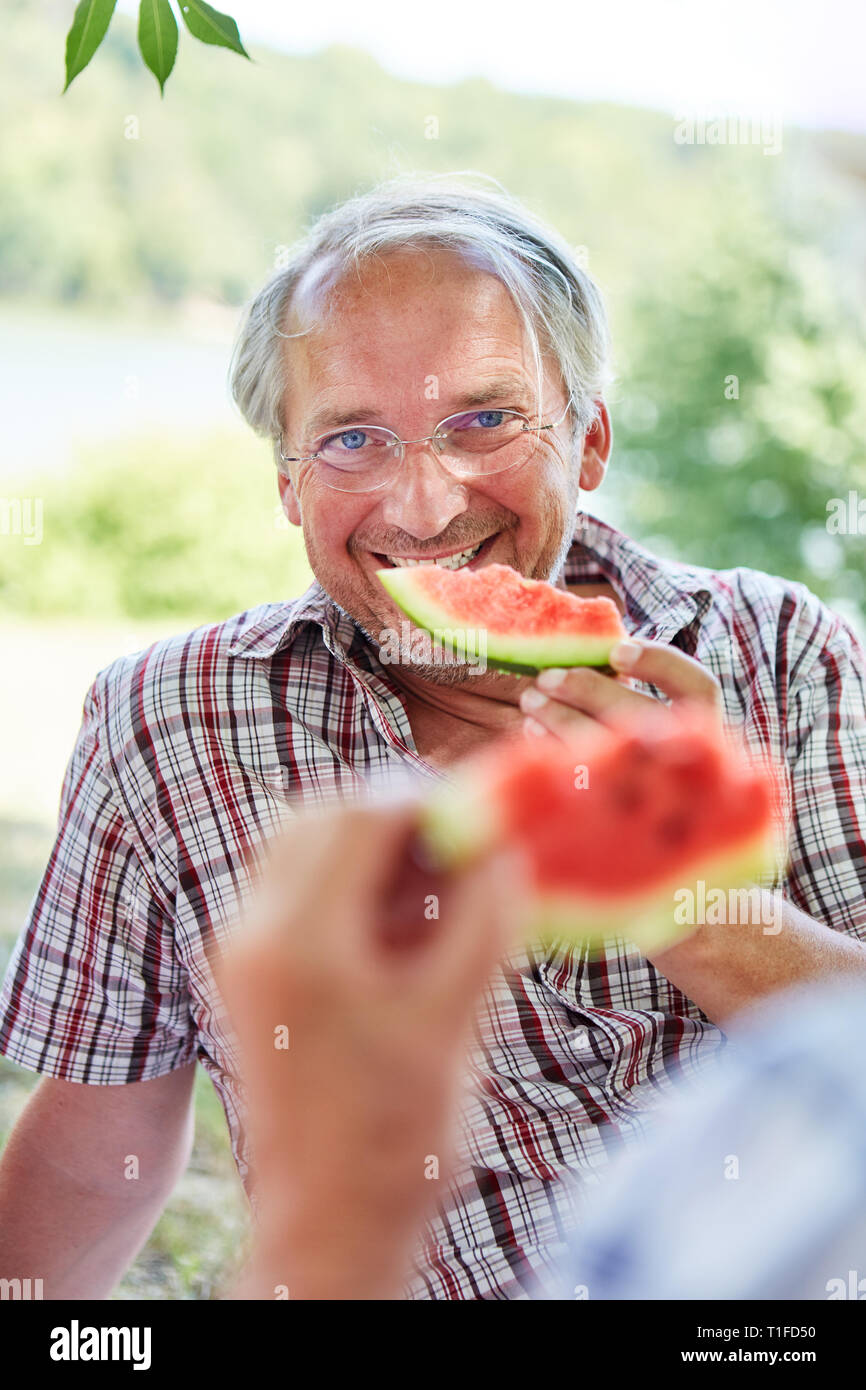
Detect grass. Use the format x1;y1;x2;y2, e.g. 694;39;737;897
0;815;251;1300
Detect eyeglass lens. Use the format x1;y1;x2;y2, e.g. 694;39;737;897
314;409;538;490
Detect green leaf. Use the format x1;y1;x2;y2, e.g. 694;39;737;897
177;0;249;58
63;0;118;92
138;0;179;95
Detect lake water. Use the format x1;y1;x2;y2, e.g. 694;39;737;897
0;305;245;479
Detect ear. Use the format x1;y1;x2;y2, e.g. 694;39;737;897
277;469;302;527
578;400;612;493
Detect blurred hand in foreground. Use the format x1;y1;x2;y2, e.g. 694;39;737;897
214;799;527;1300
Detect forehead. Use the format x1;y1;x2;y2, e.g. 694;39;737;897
288;244;524;336
281;247;540;421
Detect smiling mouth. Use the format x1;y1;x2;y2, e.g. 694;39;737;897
375;534;497;571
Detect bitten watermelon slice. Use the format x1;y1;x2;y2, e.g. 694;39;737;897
377;561;627;673
421;702;786;954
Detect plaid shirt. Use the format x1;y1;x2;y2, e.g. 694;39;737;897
2;514;865;1300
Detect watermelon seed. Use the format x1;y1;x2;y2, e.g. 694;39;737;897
654;812;694;844
610;782;648;814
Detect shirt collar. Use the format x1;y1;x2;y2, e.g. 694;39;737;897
564;512;714;646
226;582;343;660
227;512;714;661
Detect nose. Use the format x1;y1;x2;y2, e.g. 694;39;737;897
379;444;469;538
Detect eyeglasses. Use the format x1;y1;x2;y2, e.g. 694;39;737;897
278;397;574;494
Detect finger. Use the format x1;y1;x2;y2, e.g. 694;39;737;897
521;703;598;743
521;667;635;728
408;844;530;1013
522;715;553;741
242;799;422;970
218;929;299;1049
369;822;452;954
213;929;306;1135
241;809;338;934
609;638;722;708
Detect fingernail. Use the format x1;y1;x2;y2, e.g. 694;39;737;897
610;639;642;670
537;668;567;691
520;687;548;713
523;716;548;737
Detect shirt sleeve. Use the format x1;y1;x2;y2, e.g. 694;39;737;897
0;672;198;1084
783;591;866;942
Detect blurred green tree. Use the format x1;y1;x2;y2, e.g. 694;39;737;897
0;432;313;622
610;171;866;617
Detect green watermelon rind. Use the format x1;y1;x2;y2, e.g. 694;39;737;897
377;566;621;669
527;827;787;955
485;658;617;677
422;770;497;866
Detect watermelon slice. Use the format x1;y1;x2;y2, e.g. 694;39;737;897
377;561;627;673
421;702;786;954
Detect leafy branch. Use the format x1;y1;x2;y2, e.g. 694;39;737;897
63;0;249;96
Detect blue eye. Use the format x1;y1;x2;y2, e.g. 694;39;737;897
475;410;505;428
336;429;367;450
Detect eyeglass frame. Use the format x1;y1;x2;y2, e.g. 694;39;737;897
276;394;575;491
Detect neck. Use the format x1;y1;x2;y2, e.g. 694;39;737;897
391;661;528;723
385;662;528;766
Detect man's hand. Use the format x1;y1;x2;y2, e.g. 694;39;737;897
518;637;724;740
515;641;866;1026
216;800;527;1301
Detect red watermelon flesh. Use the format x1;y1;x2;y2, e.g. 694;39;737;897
502;720;763;895
422;702;784;949
394;563;622;635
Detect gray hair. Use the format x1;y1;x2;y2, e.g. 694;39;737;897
228;170;613;472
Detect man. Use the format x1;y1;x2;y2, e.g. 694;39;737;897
1;171;865;1300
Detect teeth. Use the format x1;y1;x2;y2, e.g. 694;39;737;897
387;543;483;570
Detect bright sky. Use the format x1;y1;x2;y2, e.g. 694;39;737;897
119;0;865;132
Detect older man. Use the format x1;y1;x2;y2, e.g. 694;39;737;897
1;172;865;1300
